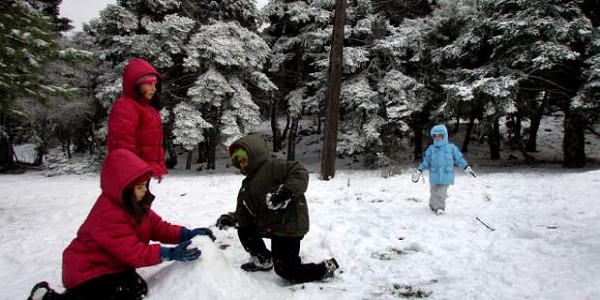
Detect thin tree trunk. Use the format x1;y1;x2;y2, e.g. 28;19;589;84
271;97;282;152
287;117;299;161
489;118;501;159
413;122;423;161
186;149;193;170
197;142;207;163
563;108;586;168
526;95;547;152
320;0;346;180
462;115;475;153
207;128;217;170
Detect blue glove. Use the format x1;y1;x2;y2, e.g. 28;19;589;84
181;227;216;241
160;240;201;262
266;185;294;210
464;166;477;178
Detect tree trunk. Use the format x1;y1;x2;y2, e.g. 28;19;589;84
525;95;547;152
514;114;522;149
0;132;14;171
197;142;207;164
453;116;460;133
89;122;96;156
34;142;46;165
206;127;217;170
462;115;475;153
287;117;299;161
563;109;586;168
186;149;193;170
271;97;283;152
320;0;346;180
489;118;501;160
413;122;423;161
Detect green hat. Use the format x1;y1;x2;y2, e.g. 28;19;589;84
230;148;248;169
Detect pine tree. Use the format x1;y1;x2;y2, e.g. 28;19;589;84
84;0;273;170
437;0;596;166
0;0;81;171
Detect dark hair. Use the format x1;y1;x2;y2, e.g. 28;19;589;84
122;187;155;224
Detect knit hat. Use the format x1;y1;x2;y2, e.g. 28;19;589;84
230;148;248;169
135;74;158;86
128;172;152;188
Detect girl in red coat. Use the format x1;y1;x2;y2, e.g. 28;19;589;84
106;58;167;181
27;149;214;300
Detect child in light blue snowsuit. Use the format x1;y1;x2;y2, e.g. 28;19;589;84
412;124;476;214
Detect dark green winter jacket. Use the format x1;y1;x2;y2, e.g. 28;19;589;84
229;135;309;237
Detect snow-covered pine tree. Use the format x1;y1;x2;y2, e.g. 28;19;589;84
436;0;595;165
262;0;333;158
82;0;273;170
184;20;275;169
0;0;84;170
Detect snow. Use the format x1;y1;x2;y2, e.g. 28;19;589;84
2;163;600;299
4;114;600;299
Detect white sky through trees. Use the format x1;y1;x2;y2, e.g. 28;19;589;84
60;0;269;31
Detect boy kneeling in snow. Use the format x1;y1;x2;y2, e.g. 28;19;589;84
218;134;339;283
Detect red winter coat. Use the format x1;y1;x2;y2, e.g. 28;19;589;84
106;58;167;178
62;149;183;289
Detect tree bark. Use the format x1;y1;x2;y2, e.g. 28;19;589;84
206;127;217;170
413;121;423;161
287;117;299;161
186;149;193;170
271;96;283;152
563;108;586;168
320;0;346;180
462;114;475;153
525;95;547;152
489;118;501;160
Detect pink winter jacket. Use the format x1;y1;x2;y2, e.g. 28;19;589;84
62;149;182;289
106;58;167;178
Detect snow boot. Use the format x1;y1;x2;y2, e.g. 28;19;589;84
241;255;273;272
322;258;339;279
27;281;59;300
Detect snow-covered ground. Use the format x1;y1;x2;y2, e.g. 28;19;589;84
3;113;600;299
2;165;600;300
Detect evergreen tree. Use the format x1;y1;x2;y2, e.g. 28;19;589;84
436;0;596;165
0;0;81;171
84;0;273;170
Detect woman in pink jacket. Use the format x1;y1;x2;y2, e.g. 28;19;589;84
26;149;214;300
106;58;167;181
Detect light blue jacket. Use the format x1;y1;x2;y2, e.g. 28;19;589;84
418;125;469;185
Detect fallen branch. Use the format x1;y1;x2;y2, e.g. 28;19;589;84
476;217;495;231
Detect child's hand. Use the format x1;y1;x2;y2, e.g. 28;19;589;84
411;170;422;183
464;166;476;178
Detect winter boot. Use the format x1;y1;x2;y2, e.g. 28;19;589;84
322;258;339;279
27;282;58;300
241;254;273;272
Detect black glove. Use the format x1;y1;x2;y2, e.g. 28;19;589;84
216;212;237;230
160;240;201;262
180;227;216;242
266;185;294;210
